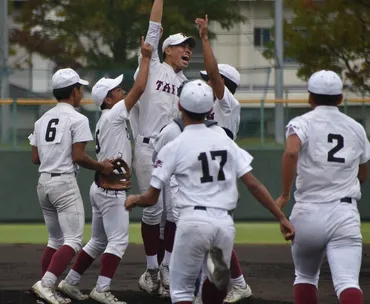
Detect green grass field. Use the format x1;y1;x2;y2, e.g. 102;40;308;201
1;222;369;245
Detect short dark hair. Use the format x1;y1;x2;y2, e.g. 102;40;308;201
100;102;108;110
309;92;342;106
53;83;81;101
182;108;209;121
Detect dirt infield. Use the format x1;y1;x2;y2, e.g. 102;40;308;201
0;244;369;304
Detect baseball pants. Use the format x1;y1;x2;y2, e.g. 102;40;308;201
37;173;84;253
83;183;129;259
290;198;362;298
169;207;235;303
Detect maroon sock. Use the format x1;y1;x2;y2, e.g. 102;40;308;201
157;238;165;265
100;253;121;278
230;249;243;279
201;278;227;304
294;283;318;304
72;250;95;275
41;247;57;277
141;221;160;256
164;220;176;253
340;288;363;304
46;245;75;278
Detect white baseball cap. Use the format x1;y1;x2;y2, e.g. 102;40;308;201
52;68;89;89
179;80;214;114
308;70;343;95
200;64;241;87
162;33;196;53
91;74;124;107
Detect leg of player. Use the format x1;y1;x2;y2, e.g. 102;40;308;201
224;249;252;303
59;184;107;301
326;203;363;304
158;212;166;265
290;204;327;304
89;184;129;304
32;175;85;304
134;144;163;295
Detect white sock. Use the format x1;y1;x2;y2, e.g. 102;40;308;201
41;271;57;288
162;251;172;266
232;275;247;288
96;276;112;293
146;255;159;269
65;269;81;286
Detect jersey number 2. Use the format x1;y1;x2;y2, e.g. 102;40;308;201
45;119;59;142
327;133;345;163
198;150;227;183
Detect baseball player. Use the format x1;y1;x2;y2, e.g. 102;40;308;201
124;79;295;304
29;68;114;304
56;39;153;304
196;15;250;303
133;0;196;295
276;70;370;304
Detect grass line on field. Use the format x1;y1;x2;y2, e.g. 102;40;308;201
0;223;369;245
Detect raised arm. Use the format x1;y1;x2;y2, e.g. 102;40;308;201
195;15;225;100
124;38;153;112
150;0;163;23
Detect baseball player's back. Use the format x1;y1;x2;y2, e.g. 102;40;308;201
33;103;91;174
287;106;368;203
279;70;370;304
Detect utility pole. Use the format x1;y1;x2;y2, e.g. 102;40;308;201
274;0;285;144
0;0;10;144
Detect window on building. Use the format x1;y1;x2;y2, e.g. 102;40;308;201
254;28;271;48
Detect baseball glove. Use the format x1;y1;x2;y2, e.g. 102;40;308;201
95;158;131;191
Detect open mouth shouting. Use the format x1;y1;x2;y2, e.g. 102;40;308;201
181;54;190;66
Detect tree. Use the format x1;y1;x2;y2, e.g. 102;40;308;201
9;0;245;71
264;0;370;95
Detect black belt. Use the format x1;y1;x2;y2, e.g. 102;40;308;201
194;206;233;216
50;173;76;177
340;197;352;204
143;137;150;144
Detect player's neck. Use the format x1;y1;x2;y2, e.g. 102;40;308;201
164;59;182;73
183;116;205;127
58;99;75;107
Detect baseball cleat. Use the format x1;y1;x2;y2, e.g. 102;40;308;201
138;268;161;295
90;287;127;304
57;280;89;300
159;263;170;289
224;283;252;303
206;247;231;291
158;283;170;298
31;281;71;304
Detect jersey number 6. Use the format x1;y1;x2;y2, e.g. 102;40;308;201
45;118;59;142
327;133;345;163
198;150;227;183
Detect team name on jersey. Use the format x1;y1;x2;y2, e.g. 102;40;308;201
155;80;178;96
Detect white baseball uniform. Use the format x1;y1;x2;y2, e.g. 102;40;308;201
286;105;370;297
83;100;131;259
133;20;187;225
29;102;93;253
151;123;253;302
208;86;241;140
153;119;227;224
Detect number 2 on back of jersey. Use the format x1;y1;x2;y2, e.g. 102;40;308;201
327;133;345;163
198;150;227;183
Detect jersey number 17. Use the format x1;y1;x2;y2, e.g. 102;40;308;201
198;150;227;183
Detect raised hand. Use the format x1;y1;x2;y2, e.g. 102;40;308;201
195;14;209;40
140;36;153;58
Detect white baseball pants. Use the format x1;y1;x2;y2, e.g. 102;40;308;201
37;173;84;253
290;199;363;298
169;207;235;303
83;183;129;258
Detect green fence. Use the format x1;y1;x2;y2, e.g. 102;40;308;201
1;150;369;222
